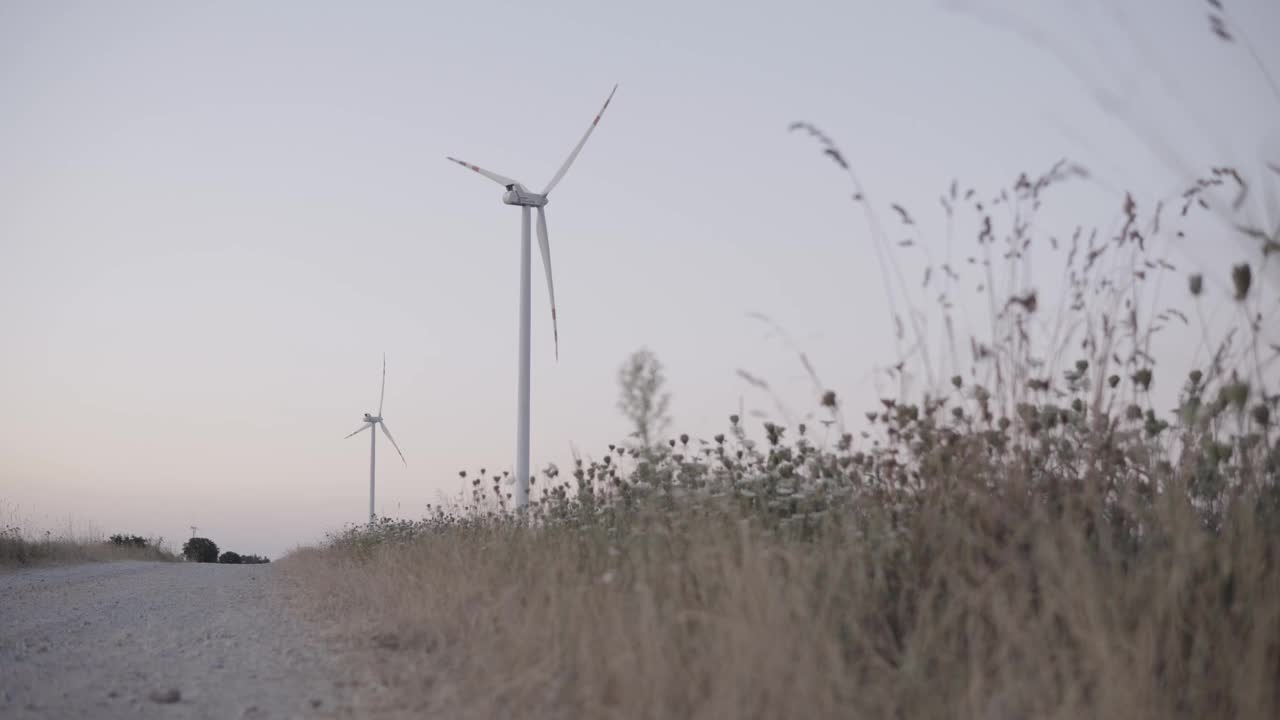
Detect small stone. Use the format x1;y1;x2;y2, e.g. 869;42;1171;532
310;699;323;708
372;632;400;650
148;689;181;704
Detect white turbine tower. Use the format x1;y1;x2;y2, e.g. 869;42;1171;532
344;354;407;523
447;85;618;509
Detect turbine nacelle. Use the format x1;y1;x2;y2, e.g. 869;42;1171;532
363;413;382;423
502;186;548;207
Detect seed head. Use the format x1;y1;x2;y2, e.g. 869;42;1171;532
1132;368;1153;391
1232;263;1251;300
1226;381;1250;411
1189;273;1203;296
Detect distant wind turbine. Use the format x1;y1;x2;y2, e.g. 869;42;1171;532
344;354;407;522
446;85;618;508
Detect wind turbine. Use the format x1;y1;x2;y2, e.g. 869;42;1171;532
446;84;618;509
344;354;407;522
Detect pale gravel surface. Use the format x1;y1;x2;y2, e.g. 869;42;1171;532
0;561;359;719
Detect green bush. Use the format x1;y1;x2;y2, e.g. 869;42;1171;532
107;533;150;548
182;537;219;563
218;550;242;564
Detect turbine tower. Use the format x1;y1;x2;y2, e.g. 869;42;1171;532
344;354;407;522
446;85;617;508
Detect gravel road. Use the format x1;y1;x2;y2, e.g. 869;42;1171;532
0;562;357;719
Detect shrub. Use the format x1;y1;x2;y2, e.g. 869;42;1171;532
218;551;242;564
107;533;149;548
182;537;219;563
617;347;672;449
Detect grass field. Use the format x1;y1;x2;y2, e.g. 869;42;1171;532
1;508;175;569
285;141;1280;718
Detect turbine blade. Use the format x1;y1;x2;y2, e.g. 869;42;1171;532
344;423;371;439
535;207;559;359
446;156;520;188
542;84;618;196
378;353;387;417
380;421;407;465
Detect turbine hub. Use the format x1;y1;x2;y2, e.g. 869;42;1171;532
502;188;548;207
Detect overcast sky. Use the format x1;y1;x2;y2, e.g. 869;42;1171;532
2;0;1276;557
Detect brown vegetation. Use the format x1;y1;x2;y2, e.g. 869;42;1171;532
1;521;175;569
287;37;1279;712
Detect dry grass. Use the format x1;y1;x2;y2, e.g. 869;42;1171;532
286;474;1278;719
286;32;1279;713
284;144;1279;716
0;524;176;570
285;157;1278;716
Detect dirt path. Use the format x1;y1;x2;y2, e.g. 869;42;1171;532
0;562;358;719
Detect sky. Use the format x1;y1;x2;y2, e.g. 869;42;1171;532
2;0;1277;558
